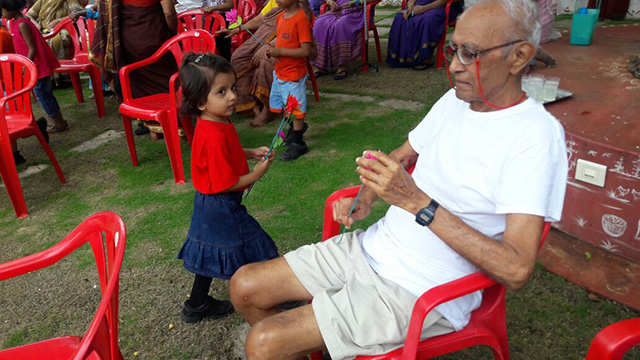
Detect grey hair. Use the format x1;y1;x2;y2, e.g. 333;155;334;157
472;0;541;47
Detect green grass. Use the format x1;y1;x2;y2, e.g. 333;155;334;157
0;60;639;359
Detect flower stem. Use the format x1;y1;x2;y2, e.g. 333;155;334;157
337;184;364;244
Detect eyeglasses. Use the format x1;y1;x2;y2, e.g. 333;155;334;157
444;40;524;66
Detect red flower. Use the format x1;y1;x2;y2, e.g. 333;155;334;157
285;95;300;115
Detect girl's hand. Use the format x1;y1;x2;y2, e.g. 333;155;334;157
251;146;271;161
47;19;61;30
254;154;275;178
203;5;216;12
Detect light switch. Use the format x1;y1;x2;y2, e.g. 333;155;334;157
575;159;606;187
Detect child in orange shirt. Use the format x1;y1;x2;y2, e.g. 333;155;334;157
266;0;312;161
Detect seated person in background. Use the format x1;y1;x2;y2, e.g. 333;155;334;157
26;0;83;59
311;0;364;80
386;0;462;70
228;0;568;358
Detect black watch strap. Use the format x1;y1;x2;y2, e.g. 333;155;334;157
415;199;439;227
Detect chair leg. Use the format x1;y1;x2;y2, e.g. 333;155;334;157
69;72;85;103
33;130;66;183
180;115;194;145
158;114;185;185
360;29;368;73
306;60;319;103
0;145;28;218
121;114;139;166
89;67;106;118
373;27;382;63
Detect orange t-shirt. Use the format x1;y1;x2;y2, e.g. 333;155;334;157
0;27;15;54
274;9;312;82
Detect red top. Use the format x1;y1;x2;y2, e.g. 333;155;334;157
10;18;59;79
191;118;250;194
274;9;312;82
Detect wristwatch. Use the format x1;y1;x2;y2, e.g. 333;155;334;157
415;199;439;227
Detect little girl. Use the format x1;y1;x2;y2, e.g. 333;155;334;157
177;53;278;323
1;0;69;133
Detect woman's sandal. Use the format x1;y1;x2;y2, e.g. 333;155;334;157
412;63;434;71
333;70;348;80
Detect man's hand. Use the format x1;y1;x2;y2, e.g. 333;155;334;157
356;150;420;212
332;196;372;228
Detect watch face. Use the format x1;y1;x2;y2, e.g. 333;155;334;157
419;212;431;222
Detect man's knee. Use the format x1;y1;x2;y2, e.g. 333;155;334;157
230;261;278;308
245;321;280;360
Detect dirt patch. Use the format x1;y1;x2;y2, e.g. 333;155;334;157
70;130;124;153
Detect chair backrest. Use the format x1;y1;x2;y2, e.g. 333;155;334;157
177;9;226;35
238;0;259;22
0;53;37;118
119;30;215;102
586;317;640;360
44;18;93;57
0;212;127;360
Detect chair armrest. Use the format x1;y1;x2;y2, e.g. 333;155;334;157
586;318;640;360
42;18;72;41
119;45;172;103
400;272;497;360
322;185;362;241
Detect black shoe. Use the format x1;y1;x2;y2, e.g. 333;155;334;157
13;151;25;165
181;296;234;323
134;122;149;136
280;142;309;162
36;117;49;143
284;122;309;145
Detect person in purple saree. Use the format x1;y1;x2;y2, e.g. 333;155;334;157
312;0;364;80
387;0;462;70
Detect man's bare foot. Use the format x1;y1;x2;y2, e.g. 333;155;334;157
249;106;273;127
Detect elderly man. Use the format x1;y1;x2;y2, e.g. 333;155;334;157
230;0;568;358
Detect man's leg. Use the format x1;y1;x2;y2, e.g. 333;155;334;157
245;304;325;360
230;257;312;325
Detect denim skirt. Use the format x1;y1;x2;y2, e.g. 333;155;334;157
177;191;279;279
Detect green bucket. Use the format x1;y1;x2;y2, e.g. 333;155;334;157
570;9;600;45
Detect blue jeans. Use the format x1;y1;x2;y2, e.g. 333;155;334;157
33;77;61;117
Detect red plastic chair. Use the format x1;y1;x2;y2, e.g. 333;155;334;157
118;30;214;184
319;0;382;73
311;184;551;360
177;9;227;46
43;18;105;118
0;54;66;218
585;318;640;360
0;211;126;360
400;0;461;69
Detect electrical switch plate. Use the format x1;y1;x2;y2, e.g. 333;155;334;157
575;159;607;187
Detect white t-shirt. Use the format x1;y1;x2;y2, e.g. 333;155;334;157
359;89;568;331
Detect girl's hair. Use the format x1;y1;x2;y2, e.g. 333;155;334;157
180;52;236;117
0;0;26;12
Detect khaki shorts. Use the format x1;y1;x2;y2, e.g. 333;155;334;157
284;230;455;360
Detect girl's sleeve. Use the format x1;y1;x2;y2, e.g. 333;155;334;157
207;145;240;193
